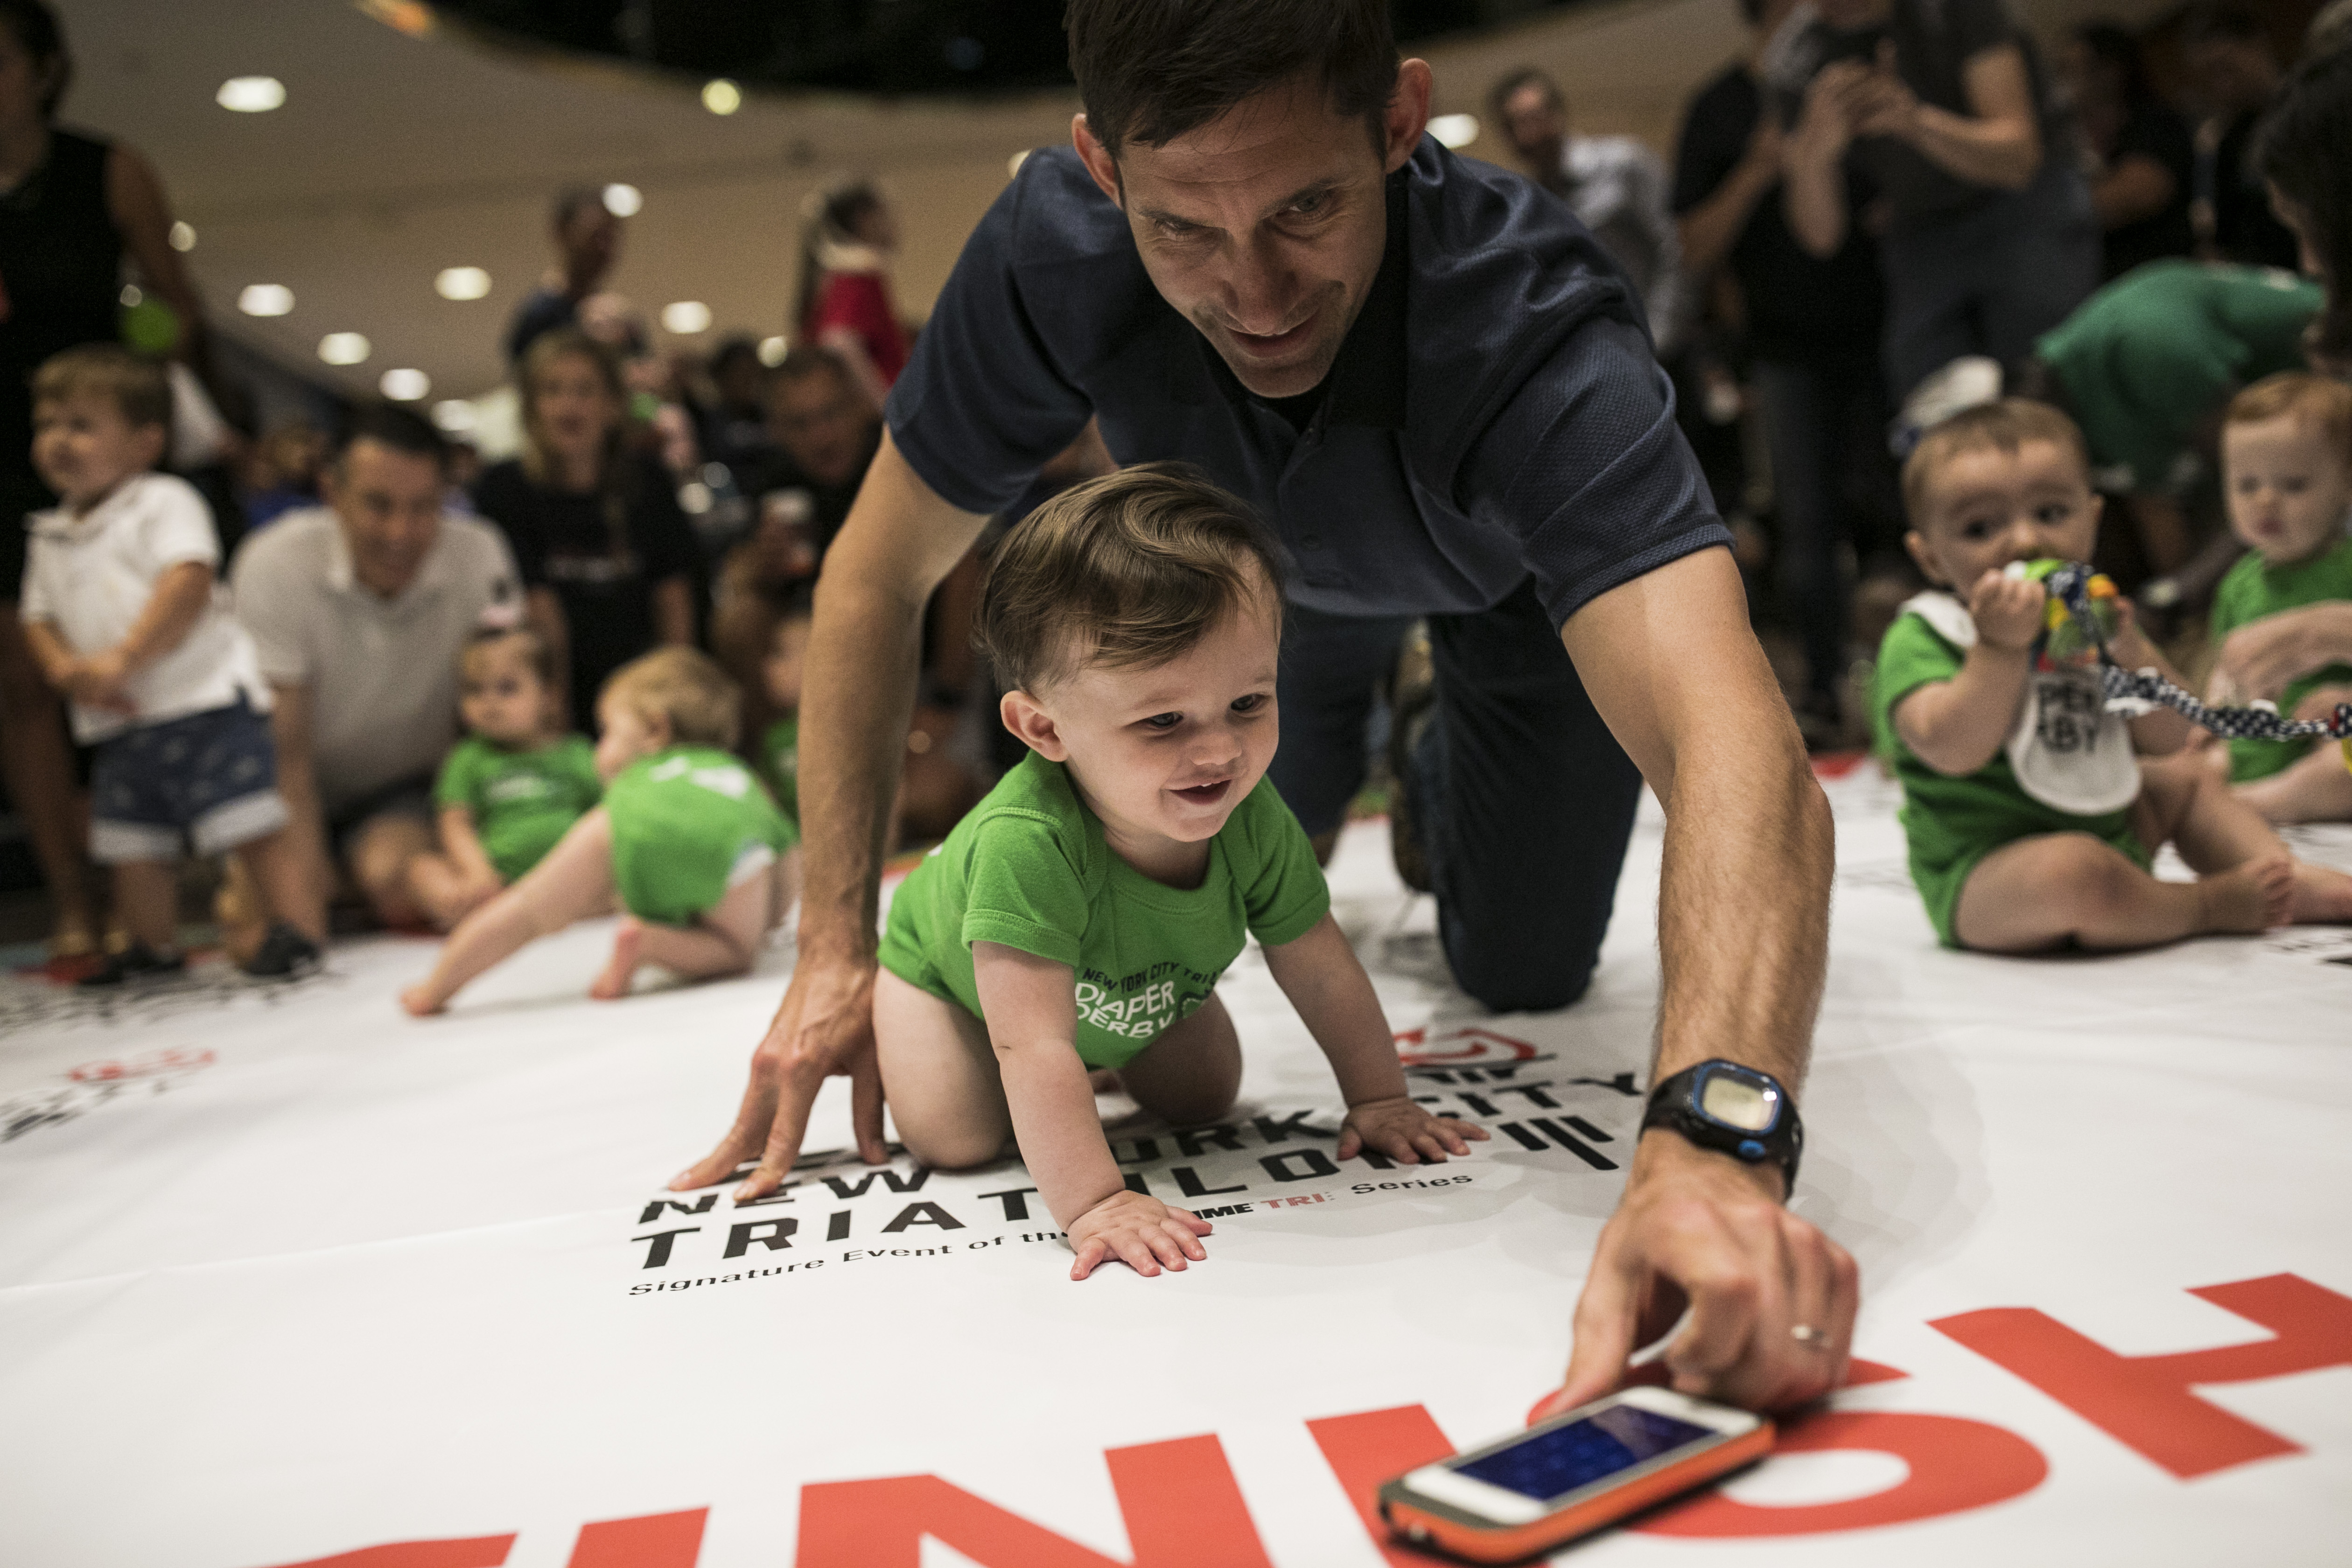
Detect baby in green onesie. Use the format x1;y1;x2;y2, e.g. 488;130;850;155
875;463;1483;1282
402;647;798;1015
2203;372;2352;824
407;628;603;931
1871;399;2352;952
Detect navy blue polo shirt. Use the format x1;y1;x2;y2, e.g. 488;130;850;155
886;138;1729;629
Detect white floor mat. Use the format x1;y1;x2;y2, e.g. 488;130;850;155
3;766;2349;1567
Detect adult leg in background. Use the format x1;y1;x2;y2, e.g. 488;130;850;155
1267;600;1413;863
1416;581;1643;1011
1879;215;1988;407
0;610;93;952
1756;356;1856;725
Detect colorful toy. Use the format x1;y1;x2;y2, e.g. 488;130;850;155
2012;558;2120;668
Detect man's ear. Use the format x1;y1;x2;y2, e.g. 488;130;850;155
1386;59;1435;173
1902;527;1946;587
1071;113;1122;207
999;689;1069;762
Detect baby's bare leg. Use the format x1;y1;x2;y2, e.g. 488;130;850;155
2234;745;2352;826
1951;831;2282;952
404;850;493;933
402;810;616;1015
111;860;178;951
2140;752;2352;922
872;967;1012;1169
601;873;774;999
1115;994;1243;1127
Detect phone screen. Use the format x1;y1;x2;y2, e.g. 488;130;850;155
1453;1405;1715;1502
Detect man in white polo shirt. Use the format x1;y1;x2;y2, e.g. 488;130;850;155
231;406;523;935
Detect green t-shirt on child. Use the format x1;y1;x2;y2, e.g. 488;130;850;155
433;734;603;882
877;751;1330;1070
760;715;799;827
2208;533;2352;782
1871;600;2149;948
602;746;798;927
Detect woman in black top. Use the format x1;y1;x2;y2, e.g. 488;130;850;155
0;0;207;959
474;329;698;733
2063;22;2196;281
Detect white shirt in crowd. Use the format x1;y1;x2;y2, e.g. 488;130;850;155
230;506;521;820
1553;135;1687;357
20;471;270;744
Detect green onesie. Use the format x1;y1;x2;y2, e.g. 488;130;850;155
759;714;799;827
2207;533;2352;782
433;734;603;882
1872;599;2150;947
602;746;797;926
877;751;1330;1070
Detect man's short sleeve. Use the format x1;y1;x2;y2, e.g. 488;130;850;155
959;812;1091;969
1463;316;1731;628
141;477;222;574
1232;780;1331;948
229;528;311;685
884;157;1102;516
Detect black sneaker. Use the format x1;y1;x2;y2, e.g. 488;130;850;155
78;940;186;988
1385;622;1437;895
243;922;322;980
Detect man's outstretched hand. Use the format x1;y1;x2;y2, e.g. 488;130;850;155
1533;1131;1858;1418
670;948;889;1199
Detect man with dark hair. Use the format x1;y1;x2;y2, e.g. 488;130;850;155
504;185;624;364
2184;1;2299;272
679;0;1852;1414
230;405;525;937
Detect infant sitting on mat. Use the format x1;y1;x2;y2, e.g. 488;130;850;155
401;648;798;1014
1870;399;2352;952
872;463;1483;1281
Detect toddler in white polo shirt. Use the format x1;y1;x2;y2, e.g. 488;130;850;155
18;346;322;984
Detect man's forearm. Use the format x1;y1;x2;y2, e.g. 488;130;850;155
1678;157;1777;280
1906;105;2038;190
796;572;925;960
1781;150;1848;256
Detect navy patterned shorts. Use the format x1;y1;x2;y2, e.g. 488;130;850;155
89;701;289;864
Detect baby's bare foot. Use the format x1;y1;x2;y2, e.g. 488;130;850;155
2198;857;2295;934
2288;861;2352;925
589;918;644;1001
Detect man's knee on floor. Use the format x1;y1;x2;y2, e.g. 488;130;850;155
1449;936;1602;1014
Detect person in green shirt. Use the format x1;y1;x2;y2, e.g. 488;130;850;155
2202;373;2352;824
401;646;798;1015
876;464;1484;1281
406;628;604;931
1872;399;2352;951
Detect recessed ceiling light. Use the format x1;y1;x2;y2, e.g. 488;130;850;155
1429;113;1479;149
1008;149;1030;178
318;332;371;366
434;266;491;301
602;183;642;218
217;76;286;113
238;283;294;317
756;335;788;367
379;367;430;401
119;285;143;308
431;399;477;433
661;300;712;335
168;221;196;252
701;78;741;115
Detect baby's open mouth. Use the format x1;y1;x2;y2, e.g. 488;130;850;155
1172;779;1232;806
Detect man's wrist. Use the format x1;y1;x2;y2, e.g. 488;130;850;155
1630;1126;1788;1204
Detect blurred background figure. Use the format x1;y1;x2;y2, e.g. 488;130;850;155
795;176;910;411
2185;1;2299;270
2062;21;2196;281
238;420;328;533
474;329;698;733
0;0;207;962
1491;66;1686;355
505;186;625;364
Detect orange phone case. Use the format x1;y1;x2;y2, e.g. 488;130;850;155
1378;1414;1774;1563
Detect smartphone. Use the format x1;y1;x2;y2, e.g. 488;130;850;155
1378;1386;1771;1563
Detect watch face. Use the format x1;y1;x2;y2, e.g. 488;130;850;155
1697;1068;1779;1133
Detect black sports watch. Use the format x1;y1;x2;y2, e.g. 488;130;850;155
1640;1060;1803;1194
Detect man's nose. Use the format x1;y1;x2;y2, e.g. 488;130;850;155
1222;237;1297;332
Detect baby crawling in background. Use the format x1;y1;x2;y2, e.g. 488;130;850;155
401;647;798;1015
874;463;1484;1281
1871;399;2352;953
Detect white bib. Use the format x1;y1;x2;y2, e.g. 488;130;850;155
1900;594;2141;816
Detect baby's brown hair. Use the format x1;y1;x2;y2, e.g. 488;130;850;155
1903;399;2091;524
977;462;1284;694
600;647;741;749
461;626;560;690
2224;371;2352;460
32;343;173;439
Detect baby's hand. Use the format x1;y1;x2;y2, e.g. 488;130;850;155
1066;1189;1211;1281
63;652;135;714
1967;569;2047;652
1338;1096;1490;1165
399;983;445;1018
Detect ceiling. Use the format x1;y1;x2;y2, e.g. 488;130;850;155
55;0;2172;412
